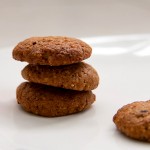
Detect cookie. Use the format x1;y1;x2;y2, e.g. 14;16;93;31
21;62;99;91
113;100;150;142
17;82;95;117
12;36;92;66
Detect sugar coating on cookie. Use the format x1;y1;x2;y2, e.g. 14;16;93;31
21;62;99;91
17;82;95;117
12;36;92;66
113;100;150;142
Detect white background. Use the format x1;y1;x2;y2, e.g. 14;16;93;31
0;0;150;47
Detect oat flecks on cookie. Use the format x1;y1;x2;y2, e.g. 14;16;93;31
12;36;92;66
13;36;99;117
17;82;95;117
21;62;99;91
113;100;150;142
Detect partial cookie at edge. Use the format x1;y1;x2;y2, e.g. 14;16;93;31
113;100;150;142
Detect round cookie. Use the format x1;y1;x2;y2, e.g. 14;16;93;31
21;62;99;91
113;100;150;142
12;36;92;66
17;82;95;117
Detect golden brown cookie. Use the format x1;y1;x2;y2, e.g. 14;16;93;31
17;82;95;117
113;100;150;142
21;62;99;91
12;36;92;66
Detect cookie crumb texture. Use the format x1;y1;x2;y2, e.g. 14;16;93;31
113;100;150;142
22;62;99;91
12;36;92;66
17;82;95;117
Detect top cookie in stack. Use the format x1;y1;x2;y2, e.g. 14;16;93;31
12;36;99;117
13;36;92;66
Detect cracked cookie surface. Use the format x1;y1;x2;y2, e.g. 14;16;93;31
12;36;92;66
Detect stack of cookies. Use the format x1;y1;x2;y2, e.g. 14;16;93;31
12;36;99;117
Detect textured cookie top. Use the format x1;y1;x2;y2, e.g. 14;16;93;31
12;36;92;66
17;82;95;117
21;62;99;91
113;100;150;141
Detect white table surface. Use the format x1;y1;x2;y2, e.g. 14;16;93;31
1;35;150;150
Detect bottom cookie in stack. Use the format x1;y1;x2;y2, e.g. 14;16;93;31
17;82;95;117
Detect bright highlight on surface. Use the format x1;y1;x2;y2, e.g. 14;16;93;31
82;35;150;56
